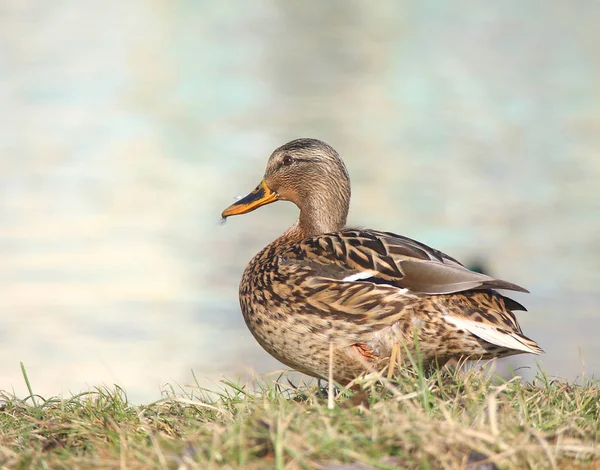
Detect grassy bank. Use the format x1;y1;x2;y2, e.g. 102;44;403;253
1;366;598;469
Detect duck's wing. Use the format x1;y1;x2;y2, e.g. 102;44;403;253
277;229;540;355
282;228;529;296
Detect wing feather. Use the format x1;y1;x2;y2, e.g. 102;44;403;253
275;229;537;353
284;228;529;295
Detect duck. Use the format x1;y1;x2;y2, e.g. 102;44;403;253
221;138;542;384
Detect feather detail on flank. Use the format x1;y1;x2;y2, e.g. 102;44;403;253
442;314;543;354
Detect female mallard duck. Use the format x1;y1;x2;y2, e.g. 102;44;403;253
221;138;542;384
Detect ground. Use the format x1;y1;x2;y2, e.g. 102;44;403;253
1;365;599;469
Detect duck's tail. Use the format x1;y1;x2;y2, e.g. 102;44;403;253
443;315;544;355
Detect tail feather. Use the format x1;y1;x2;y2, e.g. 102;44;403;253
443;315;543;355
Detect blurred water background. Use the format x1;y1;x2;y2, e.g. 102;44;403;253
1;1;599;403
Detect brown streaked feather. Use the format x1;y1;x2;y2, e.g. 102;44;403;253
277;244;541;355
282;228;529;295
436;291;543;355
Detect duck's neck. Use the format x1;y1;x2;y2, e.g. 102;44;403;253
282;198;349;242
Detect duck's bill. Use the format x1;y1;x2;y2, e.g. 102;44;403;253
221;180;279;218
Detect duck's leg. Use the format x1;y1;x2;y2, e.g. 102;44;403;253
346;343;379;380
351;343;377;360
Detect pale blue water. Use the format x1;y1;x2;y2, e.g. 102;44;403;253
1;1;599;402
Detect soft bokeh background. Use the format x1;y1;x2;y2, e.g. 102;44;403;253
1;1;599;403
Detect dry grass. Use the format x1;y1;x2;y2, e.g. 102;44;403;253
1;365;599;469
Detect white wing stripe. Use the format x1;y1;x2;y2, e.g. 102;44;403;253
342;271;376;282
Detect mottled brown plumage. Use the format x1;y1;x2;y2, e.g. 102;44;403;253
222;138;542;384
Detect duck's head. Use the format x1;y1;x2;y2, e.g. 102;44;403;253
221;138;351;236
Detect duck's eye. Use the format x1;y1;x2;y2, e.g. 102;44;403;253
282;155;295;166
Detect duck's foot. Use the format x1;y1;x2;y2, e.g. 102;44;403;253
351;343;377;361
315;378;342;399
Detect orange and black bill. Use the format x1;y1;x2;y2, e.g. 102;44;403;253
221;180;278;218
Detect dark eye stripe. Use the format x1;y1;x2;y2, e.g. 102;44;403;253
281;156;312;167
